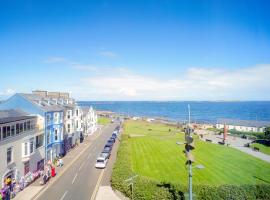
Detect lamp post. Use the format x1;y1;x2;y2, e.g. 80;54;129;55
124;175;138;200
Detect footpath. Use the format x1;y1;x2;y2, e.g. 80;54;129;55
14;126;103;200
201;134;270;163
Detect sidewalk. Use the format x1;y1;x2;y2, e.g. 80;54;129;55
14;127;103;200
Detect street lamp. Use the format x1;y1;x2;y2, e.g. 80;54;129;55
124;175;138;200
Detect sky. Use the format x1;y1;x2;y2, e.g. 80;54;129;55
0;0;270;101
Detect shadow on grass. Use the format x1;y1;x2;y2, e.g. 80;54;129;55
157;182;185;200
253;176;270;184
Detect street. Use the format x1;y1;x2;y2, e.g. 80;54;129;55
34;123;118;200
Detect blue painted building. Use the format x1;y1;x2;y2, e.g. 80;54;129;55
0;93;64;162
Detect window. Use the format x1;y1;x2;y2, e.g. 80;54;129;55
30;120;35;130
20;123;23;132
7;147;12;164
46;114;50;124
11;125;15;136
24;122;27;131
36;134;44;149
67;124;71;133
24;142;28;156
16;123;19;134
3;126;7;139
76;121;78;129
55;129;58;141
0;126;1;140
30;140;34;154
47;132;50;144
24;161;30;175
7;126;11;137
67;111;71;119
27;121;31;130
76;110;78;116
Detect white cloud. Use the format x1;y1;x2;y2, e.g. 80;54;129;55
0;88;15;98
73;64;270;100
99;51;118;58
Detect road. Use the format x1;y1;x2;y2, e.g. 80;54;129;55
35;123;118;200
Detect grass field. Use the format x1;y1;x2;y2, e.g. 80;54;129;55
124;120;270;185
97;116;111;125
251;143;270;155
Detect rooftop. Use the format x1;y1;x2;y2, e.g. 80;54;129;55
0;109;35;124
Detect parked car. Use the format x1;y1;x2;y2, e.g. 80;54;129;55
102;146;112;154
95;157;108;169
108;138;115;143
105;141;114;148
99;152;110;160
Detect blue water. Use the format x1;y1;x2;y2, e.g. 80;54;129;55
77;101;270;123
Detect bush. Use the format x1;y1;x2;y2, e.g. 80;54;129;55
111;134;270;200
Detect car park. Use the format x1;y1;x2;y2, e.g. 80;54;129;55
95;157;108;169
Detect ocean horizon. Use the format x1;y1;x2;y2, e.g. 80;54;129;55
78;101;270;123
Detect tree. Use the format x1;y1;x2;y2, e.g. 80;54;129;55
264;127;270;140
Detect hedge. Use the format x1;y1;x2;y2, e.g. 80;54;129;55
111;134;270;200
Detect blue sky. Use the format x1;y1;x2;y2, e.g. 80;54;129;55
0;0;270;100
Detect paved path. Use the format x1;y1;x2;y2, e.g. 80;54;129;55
201;134;270;163
234;146;270;163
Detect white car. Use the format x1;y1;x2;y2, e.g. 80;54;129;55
95;157;108;169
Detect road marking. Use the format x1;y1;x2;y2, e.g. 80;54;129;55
87;153;92;159
59;190;68;200
92;170;107;197
79;162;85;171
90;169;105;200
72;173;78;184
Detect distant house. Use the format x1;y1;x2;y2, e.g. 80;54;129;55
216;118;270;133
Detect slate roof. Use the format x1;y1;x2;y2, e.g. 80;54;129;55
0;109;35;124
20;93;64;112
216;118;270;128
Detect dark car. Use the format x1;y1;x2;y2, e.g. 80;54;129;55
108;138;115;143
102;146;112;155
105;141;114;148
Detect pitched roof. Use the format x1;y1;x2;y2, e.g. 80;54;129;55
19;93;64;112
0;109;35;124
216;118;270;128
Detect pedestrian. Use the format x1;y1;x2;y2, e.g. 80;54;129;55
5;185;11;200
59;158;63;167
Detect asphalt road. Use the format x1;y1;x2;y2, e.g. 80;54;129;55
35;123;118;200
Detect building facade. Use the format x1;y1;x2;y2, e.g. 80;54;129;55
0;93;64;162
0;110;44;188
216;118;270;133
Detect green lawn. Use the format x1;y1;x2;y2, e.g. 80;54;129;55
124;120;270;185
251;143;270;155
97;116;111;125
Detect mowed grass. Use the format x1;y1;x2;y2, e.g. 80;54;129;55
98;116;111;125
251;143;270;155
124;120;270;185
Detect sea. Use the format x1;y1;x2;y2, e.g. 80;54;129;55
77;101;270;124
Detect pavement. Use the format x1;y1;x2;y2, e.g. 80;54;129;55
14;123;121;200
201;134;270;163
